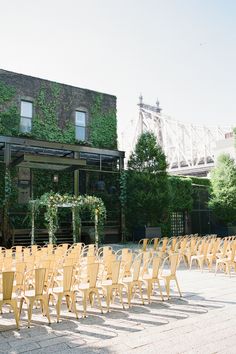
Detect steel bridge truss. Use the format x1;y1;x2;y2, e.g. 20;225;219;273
137;102;232;175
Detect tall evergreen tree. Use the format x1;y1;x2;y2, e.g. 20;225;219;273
126;132;170;234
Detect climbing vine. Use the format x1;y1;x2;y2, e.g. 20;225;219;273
89;93;117;149
31;192;106;244
0;81;20;136
0;79;118;244
31;83;76;143
119;170;127;208
168;176;193;212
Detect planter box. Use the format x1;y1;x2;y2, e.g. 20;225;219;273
133;226;162;242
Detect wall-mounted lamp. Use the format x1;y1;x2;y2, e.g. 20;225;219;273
53;174;59;183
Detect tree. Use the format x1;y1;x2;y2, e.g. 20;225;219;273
209;154;236;223
126;132;170;234
128;132;168;173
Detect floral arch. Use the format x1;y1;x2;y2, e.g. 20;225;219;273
30;192;106;245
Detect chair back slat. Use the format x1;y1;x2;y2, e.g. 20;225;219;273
35;268;46;296
170;253;179;275
88;263;99;288
3;271;14;300
152;257;162;279
111;260;121;284
132;257;142;281
63;265;74;292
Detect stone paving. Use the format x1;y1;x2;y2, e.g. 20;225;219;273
1;261;236;353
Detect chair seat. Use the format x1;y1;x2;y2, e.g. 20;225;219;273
77;283;90;290
191;254;204;259
142;274;153;280
122;276;133;283
23;290;47;298
50;286;64;294
101;279;113;287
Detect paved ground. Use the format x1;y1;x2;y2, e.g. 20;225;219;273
1;262;236;353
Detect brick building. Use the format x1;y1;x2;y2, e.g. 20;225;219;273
0;69;124;245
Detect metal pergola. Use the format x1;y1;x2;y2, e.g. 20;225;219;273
0;135;125;195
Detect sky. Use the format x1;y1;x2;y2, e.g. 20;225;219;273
1;0;236;153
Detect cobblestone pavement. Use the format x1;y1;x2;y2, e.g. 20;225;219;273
1;257;236;353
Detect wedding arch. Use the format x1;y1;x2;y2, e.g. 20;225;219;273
30;192;106;245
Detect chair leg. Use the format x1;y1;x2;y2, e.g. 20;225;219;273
11;302;20;330
189;258;193;270
19;298;24;316
118;286;125;309
165;279;170;300
88;292;93;306
82;291;88;317
43;297;51;324
175;277;182;297
106;287;111;312
65;295;71;312
39;299;44;315
71;293;79;319
127;285;132;307
27;300;34;328
157;280;164;301
215;261;219;275
95;289;103;314
138;283;144;305
147;281;152;304
56;295;63;323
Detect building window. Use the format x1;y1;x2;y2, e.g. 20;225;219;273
20;101;33;133
75;111;86;141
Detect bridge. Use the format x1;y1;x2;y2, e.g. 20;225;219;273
133;96;233;176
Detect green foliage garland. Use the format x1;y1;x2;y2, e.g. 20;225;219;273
31;192;106;244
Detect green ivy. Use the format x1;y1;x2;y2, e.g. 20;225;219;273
31;83;76;143
119;170;127;208
0;80;119;243
89;94;117;149
0;81;15;104
168;176;193;212
188;176;210;187
0;81;20;136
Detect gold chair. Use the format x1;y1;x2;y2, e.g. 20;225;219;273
0;271;20;329
50;265;78;322
142;256;164;303
159;253;182;300
76;262;103;317
122;256;144;307
215;241;236;276
101;260;125;311
19;268;51;327
189;239;208;271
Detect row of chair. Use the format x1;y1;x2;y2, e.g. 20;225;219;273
139;234;236;275
0;243;182;330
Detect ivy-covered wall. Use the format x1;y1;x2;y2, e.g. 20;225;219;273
0;70;119;243
0;69;117;149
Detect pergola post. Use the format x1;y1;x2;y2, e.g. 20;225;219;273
2;143;11;246
120;157;126;243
